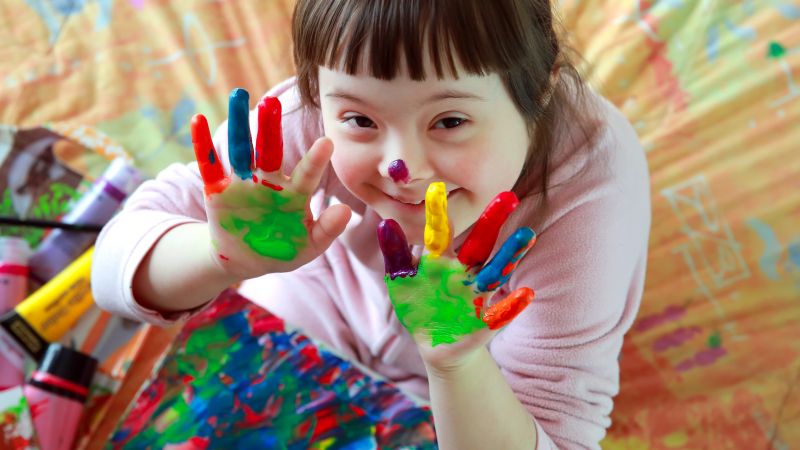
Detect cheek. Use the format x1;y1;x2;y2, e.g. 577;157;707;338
329;140;374;189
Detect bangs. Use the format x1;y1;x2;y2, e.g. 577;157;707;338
293;0;536;81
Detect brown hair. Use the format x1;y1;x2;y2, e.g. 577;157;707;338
292;0;598;204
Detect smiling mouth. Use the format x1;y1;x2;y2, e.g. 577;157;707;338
388;188;462;206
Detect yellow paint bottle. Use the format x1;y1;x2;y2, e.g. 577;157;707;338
0;248;95;361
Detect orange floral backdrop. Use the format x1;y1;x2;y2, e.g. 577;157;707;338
1;1;797;448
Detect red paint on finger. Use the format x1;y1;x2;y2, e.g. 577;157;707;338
457;191;519;269
482;287;534;330
191;114;229;195
255;96;283;173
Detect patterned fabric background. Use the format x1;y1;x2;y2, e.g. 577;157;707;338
0;1;797;448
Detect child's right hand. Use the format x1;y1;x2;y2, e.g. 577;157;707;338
190;88;351;280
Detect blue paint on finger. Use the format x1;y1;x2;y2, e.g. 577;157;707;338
473;227;536;292
228;88;254;180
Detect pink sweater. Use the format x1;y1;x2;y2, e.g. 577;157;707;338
92;78;650;449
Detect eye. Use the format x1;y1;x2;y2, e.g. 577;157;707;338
342;115;376;129
433;117;467;129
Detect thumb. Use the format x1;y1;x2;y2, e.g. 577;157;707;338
308;203;352;253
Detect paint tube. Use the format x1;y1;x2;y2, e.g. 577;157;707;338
0;237;32;390
24;344;97;450
29;157;142;284
1;248;94;362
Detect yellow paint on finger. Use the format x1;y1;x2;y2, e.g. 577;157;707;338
424;182;450;257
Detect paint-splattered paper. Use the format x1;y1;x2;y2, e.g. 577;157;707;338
110;289;437;449
0;386;38;450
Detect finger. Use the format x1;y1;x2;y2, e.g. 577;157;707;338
473;227;536;292
289;137;333;196
191;114;228;196
309;203;352;255
255;96;283;173
377;219;417;279
482;287;534;330
228;88;254;180
457;191;520;270
424;182;450;258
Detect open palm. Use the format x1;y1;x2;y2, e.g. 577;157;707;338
192;88;350;280
377;183;537;366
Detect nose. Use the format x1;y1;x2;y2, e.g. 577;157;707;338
378;134;434;185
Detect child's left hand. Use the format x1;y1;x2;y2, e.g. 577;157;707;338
377;182;537;371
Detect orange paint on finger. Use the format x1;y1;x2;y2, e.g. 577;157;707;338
482;287;534;330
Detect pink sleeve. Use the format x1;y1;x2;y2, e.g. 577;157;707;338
490;102;651;449
91;162;208;326
91;78;323;325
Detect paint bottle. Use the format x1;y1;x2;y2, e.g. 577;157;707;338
0;237;32;390
1;248;95;362
23;344;97;450
29;157;142;284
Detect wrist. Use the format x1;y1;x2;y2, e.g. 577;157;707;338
422;345;490;381
201;225;244;285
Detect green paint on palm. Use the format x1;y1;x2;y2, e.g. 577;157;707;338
217;183;308;261
386;256;485;346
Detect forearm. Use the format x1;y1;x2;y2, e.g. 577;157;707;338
425;347;538;450
133;222;239;312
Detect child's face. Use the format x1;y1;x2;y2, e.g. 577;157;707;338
318;64;530;245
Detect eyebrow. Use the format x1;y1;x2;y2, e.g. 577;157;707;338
325;89;486;105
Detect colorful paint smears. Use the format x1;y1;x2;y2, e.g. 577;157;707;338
111;289;437;449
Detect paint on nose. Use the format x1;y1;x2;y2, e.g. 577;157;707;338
388;159;410;183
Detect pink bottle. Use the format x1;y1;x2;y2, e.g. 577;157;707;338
0;236;31;390
23;344;97;450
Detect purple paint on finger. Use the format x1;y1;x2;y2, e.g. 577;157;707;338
377;219;416;279
388;160;409;183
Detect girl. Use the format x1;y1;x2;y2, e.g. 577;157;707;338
92;0;651;448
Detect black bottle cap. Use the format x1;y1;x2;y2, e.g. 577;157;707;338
37;343;98;389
